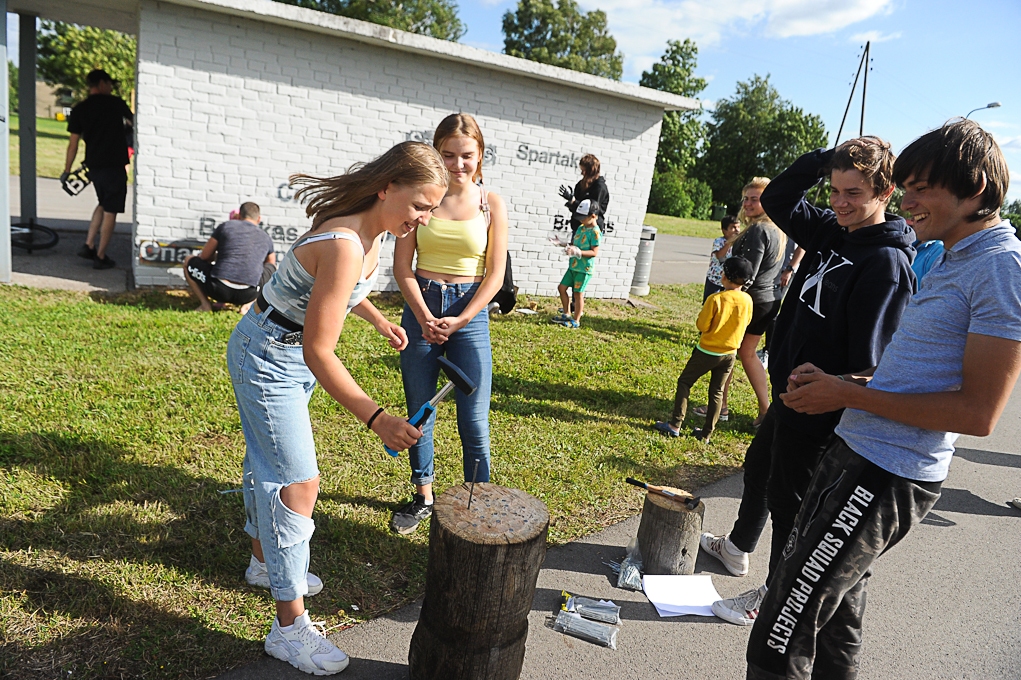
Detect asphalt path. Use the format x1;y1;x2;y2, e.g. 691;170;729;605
219;383;1021;679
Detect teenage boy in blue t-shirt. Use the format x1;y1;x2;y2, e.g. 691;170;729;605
745;119;1021;680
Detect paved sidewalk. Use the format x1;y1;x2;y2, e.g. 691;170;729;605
218;384;1021;680
649;233;712;285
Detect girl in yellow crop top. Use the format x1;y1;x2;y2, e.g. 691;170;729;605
391;113;509;534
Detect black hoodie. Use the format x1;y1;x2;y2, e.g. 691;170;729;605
761;148;917;438
567;176;610;232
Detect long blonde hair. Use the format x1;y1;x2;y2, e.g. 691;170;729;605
433;113;486;183
734;176;786;265
290;142;448;230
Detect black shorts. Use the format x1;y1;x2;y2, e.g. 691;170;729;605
184;257;267;306
90;166;128;214
746;299;782;336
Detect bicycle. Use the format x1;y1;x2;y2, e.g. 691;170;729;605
10;220;60;253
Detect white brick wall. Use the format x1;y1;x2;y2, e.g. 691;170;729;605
133;0;663;297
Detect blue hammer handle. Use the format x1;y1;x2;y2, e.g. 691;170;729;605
384;402;435;457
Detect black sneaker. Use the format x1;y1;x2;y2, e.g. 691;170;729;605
93;255;116;270
692;428;712;444
77;244;96;260
390;494;433;535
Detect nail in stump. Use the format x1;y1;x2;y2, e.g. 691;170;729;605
468;459;480;510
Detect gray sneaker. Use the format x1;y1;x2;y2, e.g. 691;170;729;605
390;494;433;535
700;532;749;576
712;584;767;626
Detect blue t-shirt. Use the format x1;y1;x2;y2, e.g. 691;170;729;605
835;222;1021;482
911;239;944;282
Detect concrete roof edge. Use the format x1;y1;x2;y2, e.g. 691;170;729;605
161;0;700;112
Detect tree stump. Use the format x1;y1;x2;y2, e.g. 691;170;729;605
408;483;549;680
636;487;705;575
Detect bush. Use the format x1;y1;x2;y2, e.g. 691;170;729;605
648;171;713;220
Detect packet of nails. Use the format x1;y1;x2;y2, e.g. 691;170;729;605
553;610;618;649
560;590;622;625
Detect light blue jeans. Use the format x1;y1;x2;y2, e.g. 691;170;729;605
227;305;318;602
401;276;492;486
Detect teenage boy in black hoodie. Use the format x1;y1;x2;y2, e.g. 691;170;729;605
702;137;917;627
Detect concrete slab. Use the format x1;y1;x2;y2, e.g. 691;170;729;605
10;228;133;293
218;382;1021;680
649;234;712;285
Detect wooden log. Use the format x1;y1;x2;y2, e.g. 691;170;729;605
636;487;705;575
408;483;549;680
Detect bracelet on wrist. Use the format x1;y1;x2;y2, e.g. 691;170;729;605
366;407;385;430
836;374;846;382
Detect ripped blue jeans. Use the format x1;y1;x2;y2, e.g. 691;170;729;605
227;305;318;602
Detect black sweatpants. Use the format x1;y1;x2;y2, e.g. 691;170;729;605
728;406;775;554
746;438;941;680
765;418;835;580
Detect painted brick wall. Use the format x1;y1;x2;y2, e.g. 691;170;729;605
133;0;663;298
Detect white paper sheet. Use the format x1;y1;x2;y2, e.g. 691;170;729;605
642;574;722;617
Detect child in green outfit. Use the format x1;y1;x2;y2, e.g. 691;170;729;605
554;201;601;328
654;256;755;444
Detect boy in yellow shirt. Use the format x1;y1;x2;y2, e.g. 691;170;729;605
655;257;755;444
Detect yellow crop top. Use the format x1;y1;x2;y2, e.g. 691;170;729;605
415;187;491;277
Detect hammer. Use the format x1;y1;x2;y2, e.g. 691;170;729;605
626;477;701;510
384;356;477;457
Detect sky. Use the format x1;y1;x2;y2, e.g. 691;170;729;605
7;1;1021;200
459;0;1021;201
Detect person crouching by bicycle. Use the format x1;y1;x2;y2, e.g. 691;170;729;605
558;154;610;239
62;69;133;270
227;141;447;676
183;202;277;314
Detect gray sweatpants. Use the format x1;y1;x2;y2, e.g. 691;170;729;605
746;438;941;679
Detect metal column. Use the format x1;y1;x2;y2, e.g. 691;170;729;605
0;3;11;283
18;12;36;224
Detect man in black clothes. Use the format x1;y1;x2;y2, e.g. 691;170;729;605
61;69;133;270
700;137;917;627
183;202;276;313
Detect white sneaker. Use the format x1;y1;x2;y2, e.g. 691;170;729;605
265;610;349;675
712;585;767;626
700;532;749;576
246;555;324;596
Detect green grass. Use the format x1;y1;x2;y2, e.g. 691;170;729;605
644;213;721;239
9;115;85;179
0;284;762;679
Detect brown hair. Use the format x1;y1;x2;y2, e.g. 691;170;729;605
829;136;896;198
433;113;486;183
579;154;601;191
290;142;448;230
238;201;260;220
893;119;1009;222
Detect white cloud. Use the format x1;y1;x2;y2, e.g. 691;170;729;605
848;30;902;44
573;0;897;80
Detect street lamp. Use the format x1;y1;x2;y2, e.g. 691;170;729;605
966;102;1001;118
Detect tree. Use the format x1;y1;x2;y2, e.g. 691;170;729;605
692;75;828;210
277;0;465;41
640;39;707;175
648;170;712;220
8;61;17;114
502;0;623;80
37;21;136;105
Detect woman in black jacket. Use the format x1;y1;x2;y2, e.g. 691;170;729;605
559;154;610;237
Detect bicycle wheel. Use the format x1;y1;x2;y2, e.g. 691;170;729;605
10;222;60;252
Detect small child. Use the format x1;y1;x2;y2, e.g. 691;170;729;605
654;257;755;444
704;215;740;301
553;201;601;328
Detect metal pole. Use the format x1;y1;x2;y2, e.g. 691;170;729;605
860;41;870;136
18;13;36;223
0;2;11;283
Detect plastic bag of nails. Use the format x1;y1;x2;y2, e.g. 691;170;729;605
560;590;622;625
553;610;618;649
606;537;644;590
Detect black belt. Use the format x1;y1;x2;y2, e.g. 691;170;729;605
256;291;303;332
